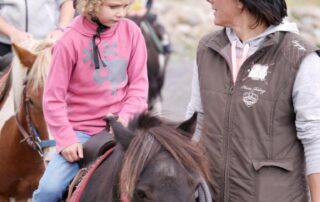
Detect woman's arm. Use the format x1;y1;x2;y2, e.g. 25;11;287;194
293;52;320;202
308;173;320;202
47;0;75;39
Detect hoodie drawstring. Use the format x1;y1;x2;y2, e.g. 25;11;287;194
91;17;108;70
231;40;249;83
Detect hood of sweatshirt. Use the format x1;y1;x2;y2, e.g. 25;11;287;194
226;18;299;52
68;15;119;38
225;18;300;82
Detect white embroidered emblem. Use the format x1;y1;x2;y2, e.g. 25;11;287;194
241;86;266;107
292;40;306;51
248;64;269;81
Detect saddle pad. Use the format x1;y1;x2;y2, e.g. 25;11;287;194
68;148;114;202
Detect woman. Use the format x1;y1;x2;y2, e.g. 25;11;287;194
186;0;320;201
0;0;75;56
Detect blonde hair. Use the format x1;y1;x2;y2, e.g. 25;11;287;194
76;0;107;16
12;39;53;109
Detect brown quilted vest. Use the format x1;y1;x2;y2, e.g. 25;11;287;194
197;30;317;202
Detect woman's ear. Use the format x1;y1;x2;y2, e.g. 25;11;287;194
237;0;244;9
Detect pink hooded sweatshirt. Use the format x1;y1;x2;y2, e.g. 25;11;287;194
43;16;148;152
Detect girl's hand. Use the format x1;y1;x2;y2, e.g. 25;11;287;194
61;143;83;162
105;114;128;134
46;29;63;40
118;117;128;127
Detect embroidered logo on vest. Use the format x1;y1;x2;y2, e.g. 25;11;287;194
292;40;306;51
248;64;269;81
241;86;266;107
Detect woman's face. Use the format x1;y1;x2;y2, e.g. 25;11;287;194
95;0;131;27
207;0;244;27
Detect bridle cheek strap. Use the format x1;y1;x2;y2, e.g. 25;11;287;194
198;176;213;202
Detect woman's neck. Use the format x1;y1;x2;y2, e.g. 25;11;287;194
231;11;268;42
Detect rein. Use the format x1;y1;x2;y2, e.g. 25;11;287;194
15;71;55;157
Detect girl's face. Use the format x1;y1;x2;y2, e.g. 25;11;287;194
95;0;131;27
207;0;244;27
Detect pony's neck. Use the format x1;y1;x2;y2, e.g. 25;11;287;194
12;60;28;110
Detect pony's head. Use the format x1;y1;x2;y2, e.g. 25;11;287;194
12;39;54;153
107;113;212;202
12;39;54;109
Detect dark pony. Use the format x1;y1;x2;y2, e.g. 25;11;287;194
0;40;53;201
129;15;171;112
70;113;212;202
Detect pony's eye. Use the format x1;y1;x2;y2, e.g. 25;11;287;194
27;98;35;107
135;188;147;199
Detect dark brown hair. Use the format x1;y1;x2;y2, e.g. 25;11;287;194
240;0;287;27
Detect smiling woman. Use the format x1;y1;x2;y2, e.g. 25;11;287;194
186;0;320;201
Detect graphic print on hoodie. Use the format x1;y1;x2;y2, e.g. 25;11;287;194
83;40;128;94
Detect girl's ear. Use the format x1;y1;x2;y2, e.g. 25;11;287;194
12;43;37;69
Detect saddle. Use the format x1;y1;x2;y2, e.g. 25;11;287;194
80;129;115;168
66;129;116;201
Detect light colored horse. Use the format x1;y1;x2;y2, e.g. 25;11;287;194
0;39;53;202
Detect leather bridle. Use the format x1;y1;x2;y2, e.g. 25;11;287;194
15;71;55;157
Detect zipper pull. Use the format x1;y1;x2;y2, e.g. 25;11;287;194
228;86;234;95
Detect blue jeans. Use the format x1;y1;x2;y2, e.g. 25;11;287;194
32;132;91;202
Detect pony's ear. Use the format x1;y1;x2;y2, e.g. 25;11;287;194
12;43;37;68
177;112;197;138
105;116;134;150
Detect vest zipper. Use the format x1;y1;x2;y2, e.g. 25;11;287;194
223;52;264;201
223;83;234;202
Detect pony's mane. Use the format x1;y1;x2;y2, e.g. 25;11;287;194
119;113;211;199
12;39;53;108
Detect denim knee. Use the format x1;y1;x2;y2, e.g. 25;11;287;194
32;178;65;202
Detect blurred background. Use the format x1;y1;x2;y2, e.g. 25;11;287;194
154;0;320;121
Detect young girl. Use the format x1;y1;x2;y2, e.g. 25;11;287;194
32;0;148;201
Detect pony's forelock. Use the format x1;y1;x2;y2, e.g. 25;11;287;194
12;39;53;108
119;114;211;199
